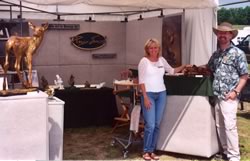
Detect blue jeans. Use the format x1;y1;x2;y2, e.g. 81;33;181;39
141;91;167;153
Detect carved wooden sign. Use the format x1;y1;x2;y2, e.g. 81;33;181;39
70;32;106;50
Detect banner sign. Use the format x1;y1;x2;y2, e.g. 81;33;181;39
70;32;106;50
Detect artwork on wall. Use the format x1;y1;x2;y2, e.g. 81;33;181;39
162;14;183;67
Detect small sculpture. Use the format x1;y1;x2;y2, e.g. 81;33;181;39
2;21;49;90
40;75;49;91
46;87;54;98
84;81;90;88
68;74;75;87
54;74;64;89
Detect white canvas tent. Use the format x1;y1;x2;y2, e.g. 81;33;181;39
0;0;218;64
0;0;218;21
0;0;218;86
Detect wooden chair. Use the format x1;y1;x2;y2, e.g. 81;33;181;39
111;83;135;133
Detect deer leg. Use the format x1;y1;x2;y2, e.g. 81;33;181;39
14;56;26;88
3;47;10;90
26;55;33;88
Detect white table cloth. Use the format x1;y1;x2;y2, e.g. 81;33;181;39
157;96;219;158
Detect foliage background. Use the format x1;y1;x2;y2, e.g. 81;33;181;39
218;6;250;25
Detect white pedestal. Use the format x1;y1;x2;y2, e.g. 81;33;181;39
48;96;65;160
157;96;219;158
0;91;49;160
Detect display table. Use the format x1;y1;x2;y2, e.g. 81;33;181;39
48;96;65;160
156;76;219;158
164;75;214;96
54;87;118;128
0;91;49;160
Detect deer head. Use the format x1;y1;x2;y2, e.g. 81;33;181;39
28;21;48;37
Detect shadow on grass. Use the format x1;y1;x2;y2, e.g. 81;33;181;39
237;111;250;120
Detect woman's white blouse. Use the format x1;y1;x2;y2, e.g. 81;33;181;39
138;57;174;92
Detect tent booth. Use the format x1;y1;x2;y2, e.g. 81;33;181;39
0;0;220;159
0;0;218;87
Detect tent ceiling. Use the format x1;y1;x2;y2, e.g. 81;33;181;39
0;0;218;21
20;0;218;9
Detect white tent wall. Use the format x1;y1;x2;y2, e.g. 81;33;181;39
30;8;216;87
125;16;163;69
125;8;217;69
184;8;217;65
30;20;127;87
0;0;218;87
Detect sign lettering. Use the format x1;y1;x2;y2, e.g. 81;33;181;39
70;32;106;50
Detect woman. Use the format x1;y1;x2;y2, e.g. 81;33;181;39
138;38;186;160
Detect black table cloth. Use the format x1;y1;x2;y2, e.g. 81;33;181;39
54;87;118;128
164;76;214;96
129;68;214;96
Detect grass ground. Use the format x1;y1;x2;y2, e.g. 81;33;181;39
63;103;250;161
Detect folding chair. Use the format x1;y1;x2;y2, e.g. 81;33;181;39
111;83;134;133
111;82;144;158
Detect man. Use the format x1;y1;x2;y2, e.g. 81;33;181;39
207;22;249;161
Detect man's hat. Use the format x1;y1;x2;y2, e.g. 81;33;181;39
213;22;238;39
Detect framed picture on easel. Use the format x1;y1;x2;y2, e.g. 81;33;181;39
162;13;183;67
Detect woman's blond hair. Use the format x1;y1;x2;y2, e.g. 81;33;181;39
144;38;161;57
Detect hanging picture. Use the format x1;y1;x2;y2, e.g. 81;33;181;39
162;14;183;67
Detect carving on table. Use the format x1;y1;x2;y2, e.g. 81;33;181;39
2;21;49;91
84;81;90;88
68;74;75;87
183;65;211;76
54;74;64;89
40;75;49;91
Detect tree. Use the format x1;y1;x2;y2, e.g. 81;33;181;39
218;7;250;25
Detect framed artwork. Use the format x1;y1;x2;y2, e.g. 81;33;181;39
162;14;183;67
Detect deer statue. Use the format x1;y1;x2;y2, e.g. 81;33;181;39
2;22;48;90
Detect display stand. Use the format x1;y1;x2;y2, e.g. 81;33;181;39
157;96;219;157
156;76;219;157
0;91;49;160
48;96;65;160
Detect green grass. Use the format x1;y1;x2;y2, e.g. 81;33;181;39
63;104;250;160
237;111;250;160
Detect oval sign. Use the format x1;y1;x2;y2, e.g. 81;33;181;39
70;32;106;50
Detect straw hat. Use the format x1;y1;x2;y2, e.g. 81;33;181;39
213;22;238;39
